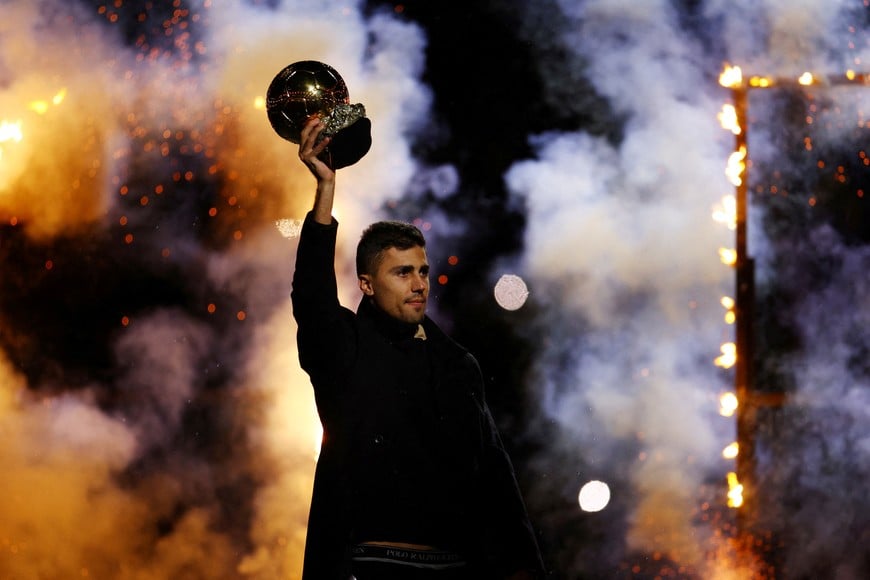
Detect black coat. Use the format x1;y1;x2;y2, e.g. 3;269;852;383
291;214;544;579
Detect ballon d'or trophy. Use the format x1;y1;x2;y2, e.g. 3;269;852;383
266;60;372;169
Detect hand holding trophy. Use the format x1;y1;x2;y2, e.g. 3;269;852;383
266;61;372;170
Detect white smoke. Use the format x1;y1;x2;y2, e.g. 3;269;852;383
502;0;868;575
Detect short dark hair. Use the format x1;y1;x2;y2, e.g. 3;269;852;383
356;221;426;276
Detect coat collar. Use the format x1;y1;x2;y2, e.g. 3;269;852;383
356;297;468;359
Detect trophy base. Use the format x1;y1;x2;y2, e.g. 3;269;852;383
318;117;372;170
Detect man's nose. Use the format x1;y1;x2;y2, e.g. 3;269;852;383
411;274;427;291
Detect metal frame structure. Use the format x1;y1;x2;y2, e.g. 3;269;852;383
720;67;869;528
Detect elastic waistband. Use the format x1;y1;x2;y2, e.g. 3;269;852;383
351;544;466;569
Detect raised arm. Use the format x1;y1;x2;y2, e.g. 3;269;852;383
298;117;336;225
291;117;356;397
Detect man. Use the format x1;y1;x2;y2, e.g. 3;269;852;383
291;117;545;579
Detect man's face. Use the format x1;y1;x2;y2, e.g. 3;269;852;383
358;245;429;324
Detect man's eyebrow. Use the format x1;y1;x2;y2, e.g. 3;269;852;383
390;264;428;274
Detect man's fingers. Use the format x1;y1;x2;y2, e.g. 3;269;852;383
299;116;325;146
299;119;330;159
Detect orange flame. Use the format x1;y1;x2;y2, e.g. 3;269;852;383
720;295;736;324
719;392;738;417
748;76;772;88
718;247;737;267
719;64;743;88
722;442;739;460
0;120;23;144
0;120;25;184
726;472;744;508
798;72;814;86
726;146;747;187
712;195;737;231
718;104;741;135
715;342;736;369
28;88;67;115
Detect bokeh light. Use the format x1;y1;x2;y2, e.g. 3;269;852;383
578;480;611;513
493;273;529;311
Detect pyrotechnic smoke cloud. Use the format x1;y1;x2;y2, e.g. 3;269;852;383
1;0;429;577
501;0;868;576
1;0;867;578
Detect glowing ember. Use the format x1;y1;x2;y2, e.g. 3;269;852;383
722;442;739;459
275;218;303;238
712;195;737;231
0;120;23;144
726;471;744;508
720;295;736;324
578;480;611;512
748;76;772;88
719;392;738;417
718;247;737;266
718;104;741;135
725;146;747;187
719;64;743;88
494;274;529;311
0;120;25;182
28;88;67;114
715;342;736;369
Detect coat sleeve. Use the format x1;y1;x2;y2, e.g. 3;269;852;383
471;355;546;576
291;212;356;404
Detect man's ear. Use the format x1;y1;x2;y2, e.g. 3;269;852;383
358;274;374;296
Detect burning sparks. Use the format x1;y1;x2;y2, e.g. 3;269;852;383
275;218;303;238
2;87;69;191
748;76;773;88
719;64;743;88
714;74;744;514
715;342;736;369
0;120;23;144
0;120;23;164
718;104;741;135
718;247;737;267
712;195;737;231
711;62;870;517
722;442;739;460
720;296;736;324
798;72;814;86
719;392;738;418
28;88;67;114
725;146;747;187
726;472;744;508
